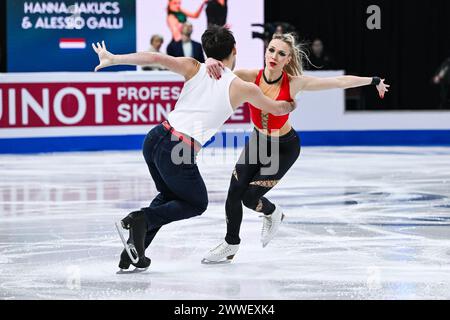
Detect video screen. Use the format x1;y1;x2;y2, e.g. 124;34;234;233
7;0;137;72
136;0;264;70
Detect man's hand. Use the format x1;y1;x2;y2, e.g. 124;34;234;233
92;41;115;72
273;99;297;116
376;79;390;99
205;57;224;79
289;100;297;112
283;100;297;114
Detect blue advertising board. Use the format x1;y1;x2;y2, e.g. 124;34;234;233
7;0;136;72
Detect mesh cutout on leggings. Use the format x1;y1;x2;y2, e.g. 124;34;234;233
232;168;238;181
250;180;279;188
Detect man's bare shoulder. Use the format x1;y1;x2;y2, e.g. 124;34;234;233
230;76;255;93
229;77;260;108
184;58;201;81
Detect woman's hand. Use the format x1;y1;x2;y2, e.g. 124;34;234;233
376;79;390;99
92;41;115;72
206;57;225;79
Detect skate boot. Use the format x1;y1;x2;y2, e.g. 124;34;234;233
120;210;145;230
115;210;148;267
261;204;285;248
201;241;239;264
118;249;151;270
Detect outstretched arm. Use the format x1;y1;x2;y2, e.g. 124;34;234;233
182;0;208;18
292;75;390;99
92;41;199;79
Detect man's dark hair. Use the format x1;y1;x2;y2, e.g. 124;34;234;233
201;25;236;60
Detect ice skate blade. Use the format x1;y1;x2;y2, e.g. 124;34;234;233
115;221;139;264
201;256;234;265
116;268;148;275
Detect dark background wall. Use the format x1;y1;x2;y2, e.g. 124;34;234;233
265;0;450;110
1;1;449;109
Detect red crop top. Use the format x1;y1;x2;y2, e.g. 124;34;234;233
248;69;293;132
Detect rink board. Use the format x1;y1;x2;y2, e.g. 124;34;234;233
1;71;450;154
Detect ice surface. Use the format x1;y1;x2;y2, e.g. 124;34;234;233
1;147;450;299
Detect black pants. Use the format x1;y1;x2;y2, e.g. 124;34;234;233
141;124;208;249
225;128;301;245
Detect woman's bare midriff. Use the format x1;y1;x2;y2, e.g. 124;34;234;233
255;121;293;137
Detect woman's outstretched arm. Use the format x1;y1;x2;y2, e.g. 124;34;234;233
291;75;390;99
182;0;208;18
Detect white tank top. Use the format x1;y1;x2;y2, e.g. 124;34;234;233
168;64;237;145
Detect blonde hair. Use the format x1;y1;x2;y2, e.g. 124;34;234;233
271;33;312;76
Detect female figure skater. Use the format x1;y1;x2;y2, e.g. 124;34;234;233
202;33;390;264
167;0;207;42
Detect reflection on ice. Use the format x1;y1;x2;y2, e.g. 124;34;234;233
0;147;450;299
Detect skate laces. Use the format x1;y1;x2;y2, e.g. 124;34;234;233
261;214;273;236
211;242;231;256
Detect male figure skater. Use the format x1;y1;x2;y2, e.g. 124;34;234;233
92;26;296;270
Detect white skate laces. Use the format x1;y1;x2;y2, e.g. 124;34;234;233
201;241;239;264
261;204;285;248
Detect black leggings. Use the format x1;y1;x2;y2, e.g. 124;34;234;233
225;128;301;245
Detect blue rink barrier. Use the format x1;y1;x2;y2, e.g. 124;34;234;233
0;130;450;154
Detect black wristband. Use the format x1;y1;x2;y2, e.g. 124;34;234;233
371;76;381;86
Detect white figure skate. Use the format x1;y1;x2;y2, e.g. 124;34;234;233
261;204;285;248
201;241;239;264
